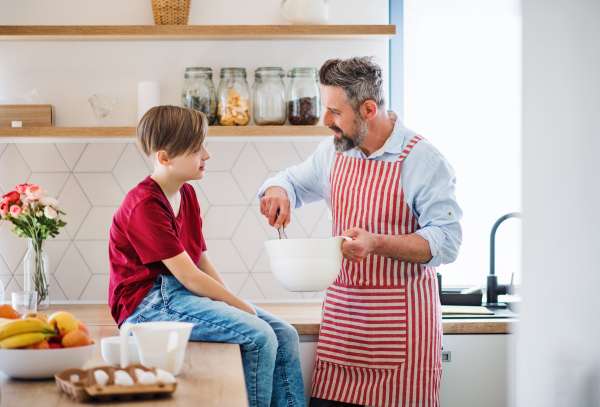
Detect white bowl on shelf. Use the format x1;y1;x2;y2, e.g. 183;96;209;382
264;236;348;292
0;343;96;379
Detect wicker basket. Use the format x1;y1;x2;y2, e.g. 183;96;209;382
151;0;191;25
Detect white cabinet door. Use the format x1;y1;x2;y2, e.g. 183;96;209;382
440;334;515;407
300;334;516;407
299;339;319;404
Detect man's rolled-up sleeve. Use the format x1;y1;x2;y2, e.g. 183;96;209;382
257;138;333;209
403;143;463;267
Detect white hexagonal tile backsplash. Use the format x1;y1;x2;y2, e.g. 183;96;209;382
0;141;332;303
16;143;70;173
0;144;31;194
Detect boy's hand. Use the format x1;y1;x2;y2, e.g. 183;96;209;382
235;300;258;316
260;187;291;229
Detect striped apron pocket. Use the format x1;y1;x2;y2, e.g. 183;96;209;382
316;283;408;370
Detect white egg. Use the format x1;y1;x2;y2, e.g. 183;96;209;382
70;374;80;382
134;368;146;380
94;370;109;387
155;368;176;383
114;370;135;386
138;371;158;385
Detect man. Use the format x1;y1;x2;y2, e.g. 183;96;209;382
258;56;462;407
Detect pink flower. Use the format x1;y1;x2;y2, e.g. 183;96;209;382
10;205;23;217
15;184;33;194
2;191;20;203
0;202;8;215
25;185;45;200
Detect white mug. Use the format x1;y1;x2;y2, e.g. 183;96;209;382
120;321;194;376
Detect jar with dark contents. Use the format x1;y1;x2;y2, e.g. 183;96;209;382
252;67;287;126
287;67;321;125
181;67;217;125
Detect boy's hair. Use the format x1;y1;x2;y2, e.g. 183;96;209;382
137;105;208;158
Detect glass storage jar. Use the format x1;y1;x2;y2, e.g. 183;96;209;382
217;68;251;126
252;67;287;126
182;67;217;125
287;67;321;125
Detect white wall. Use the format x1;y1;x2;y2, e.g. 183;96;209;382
0;0;389;127
519;0;600;405
0;0;390;303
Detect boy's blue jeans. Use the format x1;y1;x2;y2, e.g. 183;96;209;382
125;275;306;407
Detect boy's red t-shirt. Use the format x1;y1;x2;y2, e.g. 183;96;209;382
108;176;207;325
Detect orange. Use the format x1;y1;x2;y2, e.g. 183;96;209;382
0;304;20;319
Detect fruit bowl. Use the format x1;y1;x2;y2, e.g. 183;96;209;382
0;343;96;379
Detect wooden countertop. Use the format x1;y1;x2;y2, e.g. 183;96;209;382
44;303;516;335
0;325;248;407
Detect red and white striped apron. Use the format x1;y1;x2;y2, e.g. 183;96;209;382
311;135;442;407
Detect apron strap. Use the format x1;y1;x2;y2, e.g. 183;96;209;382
397;135;425;162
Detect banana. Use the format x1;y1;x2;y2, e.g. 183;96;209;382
0;332;55;349
0;318;55;341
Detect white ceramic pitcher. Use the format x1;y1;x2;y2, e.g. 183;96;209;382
280;0;329;25
120;321;194;376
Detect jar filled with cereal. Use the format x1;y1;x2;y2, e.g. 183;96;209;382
182;67;217;125
287;67;321;125
217;68;251;126
252;67;287;126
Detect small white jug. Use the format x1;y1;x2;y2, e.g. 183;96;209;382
120;321;194;376
281;0;329;25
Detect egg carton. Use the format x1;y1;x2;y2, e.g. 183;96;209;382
55;364;177;402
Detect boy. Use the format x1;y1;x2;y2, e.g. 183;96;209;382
109;105;305;407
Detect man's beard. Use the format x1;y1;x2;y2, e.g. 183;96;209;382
331;116;369;152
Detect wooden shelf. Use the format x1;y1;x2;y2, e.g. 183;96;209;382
0;25;395;41
0;126;332;138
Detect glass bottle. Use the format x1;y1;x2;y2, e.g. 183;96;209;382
217;68;251;126
252;67;287;126
182;67;217;125
287;67;321;125
23;238;50;309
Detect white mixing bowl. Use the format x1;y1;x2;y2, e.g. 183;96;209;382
264;236;348;292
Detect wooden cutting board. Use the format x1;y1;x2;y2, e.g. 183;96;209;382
441;305;494;315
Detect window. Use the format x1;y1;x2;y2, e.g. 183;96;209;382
402;0;522;286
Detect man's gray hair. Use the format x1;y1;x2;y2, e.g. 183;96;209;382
318;56;385;113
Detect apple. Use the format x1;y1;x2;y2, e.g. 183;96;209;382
48;311;79;337
23;312;48;324
25;340;50;349
76;320;89;335
61;329;93;348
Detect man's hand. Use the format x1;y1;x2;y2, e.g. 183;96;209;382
260;186;291;228
341;227;379;263
341;228;433;264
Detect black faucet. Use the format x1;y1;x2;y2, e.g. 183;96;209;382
486;212;521;306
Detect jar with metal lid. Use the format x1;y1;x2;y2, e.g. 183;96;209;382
181;67;217;125
287;67;321;125
252;67;287;126
217;68;251;126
